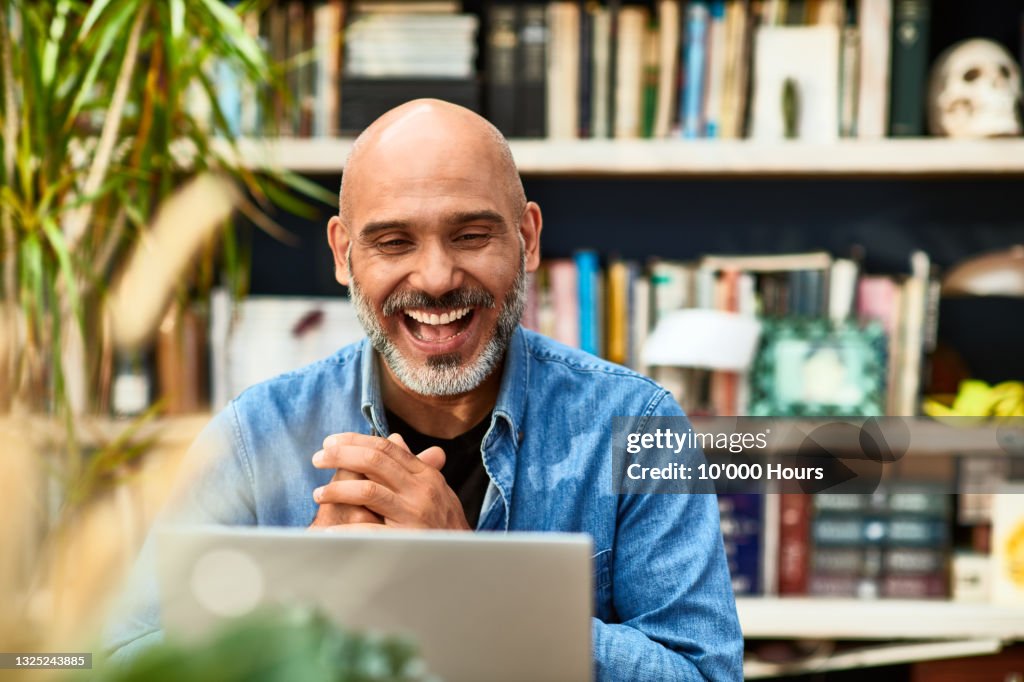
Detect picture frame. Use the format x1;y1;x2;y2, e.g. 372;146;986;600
749;318;888;417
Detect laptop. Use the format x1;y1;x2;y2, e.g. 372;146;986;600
158;526;592;682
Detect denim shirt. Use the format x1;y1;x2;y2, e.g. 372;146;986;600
106;327;743;681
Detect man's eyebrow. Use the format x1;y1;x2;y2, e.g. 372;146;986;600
447;209;507;227
358;211;508;239
359;220;410;240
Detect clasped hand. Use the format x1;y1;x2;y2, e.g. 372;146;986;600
307;432;470;531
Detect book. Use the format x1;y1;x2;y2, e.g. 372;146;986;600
547;2;581;139
719;493;766;594
720;0;752;139
700;251;832;272
857;0;892;139
888;0;931;136
547;259;581;348
704;1;728;138
606;258;630;365
518;4;549;138
590;6;612;138
578;0;594;138
750;25;841;141
778;493;813;594
839;22;860;137
313;0;345;138
681;2;710;138
640;24;659;138
613;5;648;139
653;0;681;138
486;2;519;137
575;250;602;355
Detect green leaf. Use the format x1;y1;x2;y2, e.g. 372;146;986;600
78;0;120;39
195;0;267;74
41;0;73;87
40;216;83;335
169;0;184;41
65;0;136;128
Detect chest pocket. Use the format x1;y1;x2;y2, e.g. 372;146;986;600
592;548;613;622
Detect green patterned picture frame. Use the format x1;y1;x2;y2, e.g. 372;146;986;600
749;318;888;417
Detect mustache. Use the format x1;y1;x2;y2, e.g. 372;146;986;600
381;287;496;317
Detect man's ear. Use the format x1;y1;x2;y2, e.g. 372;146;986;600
326;215;352;286
520;201;543;273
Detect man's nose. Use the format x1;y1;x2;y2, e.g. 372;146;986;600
409;242;463;296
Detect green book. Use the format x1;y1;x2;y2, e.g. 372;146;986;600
888;0;931;137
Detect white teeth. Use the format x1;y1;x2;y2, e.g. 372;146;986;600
404;307;471;325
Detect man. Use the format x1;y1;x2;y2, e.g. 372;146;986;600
107;99;743;680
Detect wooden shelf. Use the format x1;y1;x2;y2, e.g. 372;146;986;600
738;597;1024;641
689;416;1022;457
238;138;1024;177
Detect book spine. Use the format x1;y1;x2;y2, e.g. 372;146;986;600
856;0;892;138
548;260;580;347
839;23;860;137
614;7;647;139
606;258;629;365
719;493;765;595
575;250;601;355
641;25;659;138
653;0;681;139
578;0;594;138
590;7;612;138
778;493;812;594
487;2;519;138
682;2;710;138
519;4;549;138
546;3;580;139
888;0;930;136
704;1;727;138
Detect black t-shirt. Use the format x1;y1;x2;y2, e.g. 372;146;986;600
384;409;491;529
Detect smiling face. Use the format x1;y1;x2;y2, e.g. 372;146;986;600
328;100;542;397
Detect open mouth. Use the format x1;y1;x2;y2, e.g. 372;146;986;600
400;306;476;343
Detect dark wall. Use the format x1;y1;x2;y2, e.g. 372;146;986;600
248;175;1024;296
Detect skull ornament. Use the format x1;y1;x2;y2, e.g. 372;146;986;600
928;39;1023;138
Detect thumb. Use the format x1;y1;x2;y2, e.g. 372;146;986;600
418;446;446;471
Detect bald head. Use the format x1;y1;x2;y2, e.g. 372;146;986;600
339;99;526;227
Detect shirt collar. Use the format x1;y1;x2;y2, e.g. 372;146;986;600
358;326;530;443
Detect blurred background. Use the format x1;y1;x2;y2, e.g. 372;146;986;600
2;0;1024;680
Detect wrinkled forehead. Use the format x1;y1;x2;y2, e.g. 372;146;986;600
345;129;516;219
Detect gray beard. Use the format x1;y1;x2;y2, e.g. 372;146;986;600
347;250;527;397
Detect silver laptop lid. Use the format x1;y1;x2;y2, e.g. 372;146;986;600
158;526;592;682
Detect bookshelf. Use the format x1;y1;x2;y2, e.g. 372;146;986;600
202;2;1024;676
239;137;1024;177
738;597;1024;640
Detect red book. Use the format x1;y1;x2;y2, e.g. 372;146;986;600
778;493;812;595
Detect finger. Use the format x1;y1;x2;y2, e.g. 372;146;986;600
388;432;409;449
310;523;395;533
417;446;446;471
315;445;412;488
314;479;402;519
309;503;382;527
322;433;425;473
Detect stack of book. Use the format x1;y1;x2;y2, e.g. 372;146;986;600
524;249;939;418
341;1;480;132
487;0;935;139
728;486;952;599
203;0;949;141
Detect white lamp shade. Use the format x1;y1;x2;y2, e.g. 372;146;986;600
642;309;762;371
